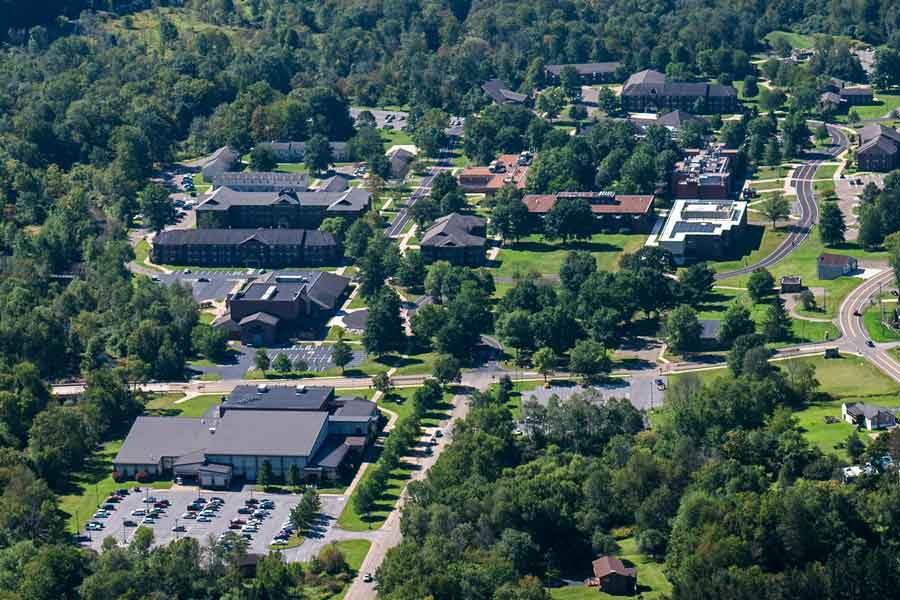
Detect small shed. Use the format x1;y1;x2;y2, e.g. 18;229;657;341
780;275;803;294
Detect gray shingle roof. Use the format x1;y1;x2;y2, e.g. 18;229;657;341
211;171;309;190
546;62;620;76
114;417;215;465
482;79;527;104
198;187;370;213
238;312;280;327
420;213;486;248
223;385;334;412
205;410;328;457
153;228;330;248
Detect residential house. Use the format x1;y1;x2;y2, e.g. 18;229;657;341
420;213;487;266
856;125;900;172
621;69;738;113
210;171;309;193
816;253;858;279
648;199;748;263
672;147;736;200
215;272;350;345
458;152;532;195
201;146;240;179
256;141;350;162
842;402;897;430
544;62;622;84
150;229;340;269
521;191;654;233
591;556;637;596
196;186;370;229
840;86;874;106
481;79;528;105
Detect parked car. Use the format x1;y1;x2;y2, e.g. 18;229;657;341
435;430;443;438
143;496;157;504
228;523;242;530
197;516;212;523
655;378;666;391
230;518;246;525
93;511;109;519
86;522;104;531
123;520;138;527
210;497;225;503
237;507;252;514
181;512;197;519
363;573;374;583
102;503;117;511
867;340;876;347
141;517;156;525
245;498;259;505
199;510;216;517
271;539;288;546
106;496;121;503
116;488;130;496
172;525;186;532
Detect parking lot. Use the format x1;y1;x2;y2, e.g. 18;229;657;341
264;345;364;371
79;485;324;554
350;107;408;131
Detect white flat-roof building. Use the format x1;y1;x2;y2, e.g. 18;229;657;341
649;199;747;262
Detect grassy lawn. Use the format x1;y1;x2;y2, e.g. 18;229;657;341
672;355;900;459
549;536;671;600
863;305;900;342
276;162;307;174
750;164;793;180
58;439;173;532
815;164;840;180
144;393;223;417
381;128;413;149
494;233;645;279
814;179;836;195
713;221;881;311
839;92;900;121
347;293;367;310
133;239;166;273
734;80;760;111
763;30;816;49
697;287;839;345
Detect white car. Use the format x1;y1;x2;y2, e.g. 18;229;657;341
92;511;108;519
271;539;288;546
141;517;156;525
86;522;103;531
242;525;258;533
181;512;196;519
130;509;146;517
197;516;212;523
199;510;216;517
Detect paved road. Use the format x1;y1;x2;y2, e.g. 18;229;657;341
716;124;848;280
386;151;452;238
838;268;900;382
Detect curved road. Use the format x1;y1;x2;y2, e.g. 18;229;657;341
839;268;900;382
716;124;849;280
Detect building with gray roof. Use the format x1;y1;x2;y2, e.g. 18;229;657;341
857;125;900;172
482;79;528;105
621;69;737;113
196;186;370;229
201;146;240;179
545;62;622;84
842;402;897;430
420;213;486;266
257;141;350;163
113;387;379;486
210;171;309;192
150;228;339;268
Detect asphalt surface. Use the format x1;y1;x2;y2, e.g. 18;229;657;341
386;169;438;238
716;124;848;280
189;344;365;380
838;269;900;382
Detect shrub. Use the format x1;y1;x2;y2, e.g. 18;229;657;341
112;470;124;483
135;470;151;483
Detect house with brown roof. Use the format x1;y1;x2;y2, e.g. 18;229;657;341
458;153;532;195
419;213;486;266
591;555;637;596
816;253;858;280
521;191;655;232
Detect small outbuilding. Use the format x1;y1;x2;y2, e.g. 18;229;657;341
817;253;858;280
592;555;637;596
780;275;803;294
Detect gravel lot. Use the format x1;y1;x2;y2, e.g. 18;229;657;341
80;485;311;554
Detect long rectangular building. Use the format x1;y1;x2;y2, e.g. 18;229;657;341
621;70;738;113
150;228;339;268
521;191;654;232
196;186;370;229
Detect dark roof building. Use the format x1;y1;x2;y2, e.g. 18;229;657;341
545;62;621;83
482;79;528;105
621;69;737;113
857;125;900;172
591;555;637;596
839;85;874;106
150;228;339;269
420;213;487;266
218;271;350;345
521;191;654;232
387;147;416;179
210;171;310;192
196;186;370;229
672;147;736;199
257;141;350;162
114;387;379;486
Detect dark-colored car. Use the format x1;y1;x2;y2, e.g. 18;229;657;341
123;520;138;527
238;507;252;515
245;498;259;506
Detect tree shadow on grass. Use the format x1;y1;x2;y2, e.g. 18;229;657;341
509;239;622;255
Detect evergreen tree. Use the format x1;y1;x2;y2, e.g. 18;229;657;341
762;297;792;342
819;202;847;246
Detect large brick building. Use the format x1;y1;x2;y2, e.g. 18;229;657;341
621;69;738;113
521;191;655;232
672;147;737;199
856;125;900;172
150;228;339;268
458;152;532;195
215;271;350;345
196;186;370;229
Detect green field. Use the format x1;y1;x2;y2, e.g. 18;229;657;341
750;164;793;180
763;30;816;49
671;355;900;459
815;164;840;180
133;239;166;273
863;305;900;342
548;537;671;600
145;393;223;417
840;92;900;121
494;233;645;279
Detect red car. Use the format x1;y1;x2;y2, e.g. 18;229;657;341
230;518;246;525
